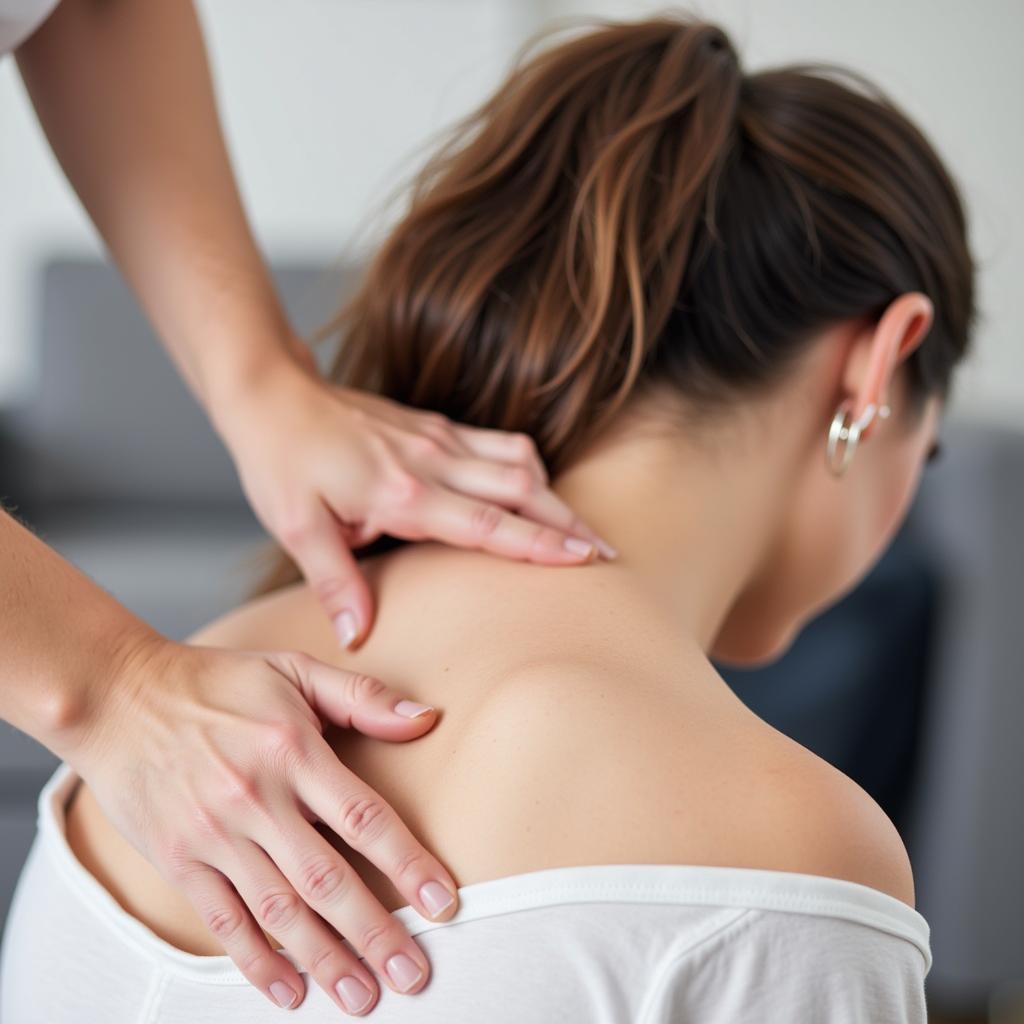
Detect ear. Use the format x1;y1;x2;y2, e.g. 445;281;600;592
840;292;934;441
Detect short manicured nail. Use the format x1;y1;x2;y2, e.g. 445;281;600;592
270;980;298;1008
336;975;374;1014
394;699;434;719
333;609;358;649
595;538;618;560
419;880;456;918
563;536;595;559
385;952;424;993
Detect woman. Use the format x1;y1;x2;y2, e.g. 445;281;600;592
1;13;975;1022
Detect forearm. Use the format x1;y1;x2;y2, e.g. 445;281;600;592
15;0;304;424
0;507;157;759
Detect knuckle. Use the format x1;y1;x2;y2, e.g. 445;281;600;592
311;577;348;610
343;672;388;706
298;855;350;905
256;889;302;931
307;944;341;977
392;846;427;881
239;946;271;976
410;434;443;459
422;411;449;429
424;421;456;447
205;904;247;942
339;792;390;846
277;512;314;552
530;525;563;558
218;766;262;808
511;432;540;459
470;502;505;539
160;841;197;881
356;919;398;957
282;648;314;674
504;465;537;496
261;719;305;758
386;469;427;508
190;803;230;843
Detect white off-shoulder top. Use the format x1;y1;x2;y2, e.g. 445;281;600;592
0;761;930;1023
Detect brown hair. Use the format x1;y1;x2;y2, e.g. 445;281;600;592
256;13;976;593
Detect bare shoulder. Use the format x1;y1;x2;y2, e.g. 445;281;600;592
751;727;917;907
456;658;917;909
182;577;916;910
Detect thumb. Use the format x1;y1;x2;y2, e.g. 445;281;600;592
271;651;439;742
280;501;376;649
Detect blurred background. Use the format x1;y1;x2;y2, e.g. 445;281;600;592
0;1;1021;1021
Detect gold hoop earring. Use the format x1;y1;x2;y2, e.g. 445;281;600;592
826;401;890;477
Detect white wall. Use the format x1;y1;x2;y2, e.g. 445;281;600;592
0;0;543;402
1;0;1020;424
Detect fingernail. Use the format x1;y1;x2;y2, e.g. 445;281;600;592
270;980;298;1008
595;538;618;560
385;952;424;993
563;537;595;559
333;609;359;649
336;975;374;1014
419;880;456;918
394;699;435;719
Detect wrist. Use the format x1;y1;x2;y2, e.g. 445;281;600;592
204;333;320;442
41;617;171;769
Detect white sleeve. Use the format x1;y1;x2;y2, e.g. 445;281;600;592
639;909;929;1024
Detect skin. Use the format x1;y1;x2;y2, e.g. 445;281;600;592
64;294;941;1015
6;0;612;1011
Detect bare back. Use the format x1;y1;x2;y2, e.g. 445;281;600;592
65;542;914;955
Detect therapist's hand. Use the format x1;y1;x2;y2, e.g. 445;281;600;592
214;354;615;649
60;629;456;1016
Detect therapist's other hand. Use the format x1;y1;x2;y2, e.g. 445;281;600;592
62;631;457;1015
215;355;614;649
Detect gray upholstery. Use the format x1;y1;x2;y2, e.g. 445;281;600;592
906;424;1024;1010
7;259;343;503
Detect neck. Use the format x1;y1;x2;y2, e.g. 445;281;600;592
550;395;807;653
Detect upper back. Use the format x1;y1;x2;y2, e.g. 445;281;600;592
193;541;916;912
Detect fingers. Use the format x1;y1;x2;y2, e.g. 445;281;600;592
266;650;440;743
296;744;459;927
275;501;375;650
264;653;460;926
399;418;616;558
391;484;606;564
430;454;616;557
218;839;382;1016
448;424;551;483
171;860;307;1011
256;803;438;999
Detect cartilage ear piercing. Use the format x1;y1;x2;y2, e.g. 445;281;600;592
826;401;889;476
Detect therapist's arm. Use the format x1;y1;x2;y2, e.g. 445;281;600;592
0;506;458;1013
15;0;297;403
15;0;613;650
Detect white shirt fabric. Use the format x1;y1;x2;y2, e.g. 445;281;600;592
0;762;932;1023
0;0;59;53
